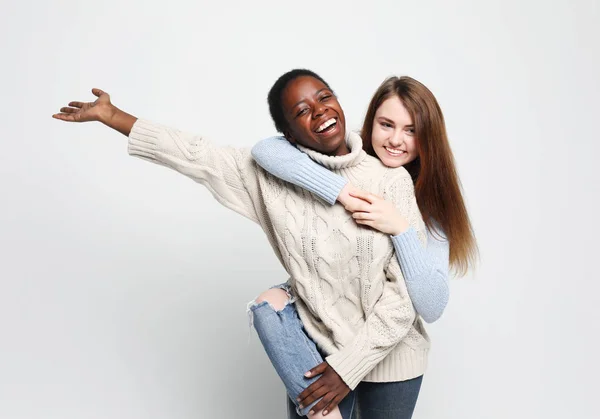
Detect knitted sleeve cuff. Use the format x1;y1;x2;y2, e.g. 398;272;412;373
326;340;383;390
128;119;161;160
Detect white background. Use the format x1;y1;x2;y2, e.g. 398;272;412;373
1;0;599;418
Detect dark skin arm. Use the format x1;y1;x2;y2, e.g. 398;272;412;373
52;88;137;136
298;361;351;416
55;88;351;416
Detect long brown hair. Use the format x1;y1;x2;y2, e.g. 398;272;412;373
361;76;478;276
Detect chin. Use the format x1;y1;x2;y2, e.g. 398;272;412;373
375;151;403;168
384;159;404;168
323;137;346;152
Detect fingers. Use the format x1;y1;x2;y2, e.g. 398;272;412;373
60;107;80;114
321;394;343;416
346;201;371;213
349;189;379;203
352;212;374;221
92;88;107;97
305;362;328;378
298;379;324;405
310;393;336;415
301;385;330;411
68;101;85;108
52;113;77;122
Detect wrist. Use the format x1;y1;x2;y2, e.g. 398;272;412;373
101;105;137;137
99;103;119;126
391;219;410;236
337;183;354;207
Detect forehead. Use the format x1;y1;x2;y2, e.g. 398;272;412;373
375;96;412;124
282;76;329;108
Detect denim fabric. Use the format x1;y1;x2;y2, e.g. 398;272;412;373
354;377;423;419
285;377;422;419
249;284;324;416
249;284;423;418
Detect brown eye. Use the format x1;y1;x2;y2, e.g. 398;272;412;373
297;108;308;117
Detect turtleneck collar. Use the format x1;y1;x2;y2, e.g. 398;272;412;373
296;131;367;170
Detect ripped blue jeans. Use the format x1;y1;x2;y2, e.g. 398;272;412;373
248;283;423;418
247;283;326;416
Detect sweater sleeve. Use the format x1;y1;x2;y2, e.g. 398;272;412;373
391;227;450;323
325;173;426;389
128;119;260;223
251;136;348;205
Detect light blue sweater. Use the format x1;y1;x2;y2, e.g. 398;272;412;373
252;136;450;323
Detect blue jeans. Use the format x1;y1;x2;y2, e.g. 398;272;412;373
248;286;323;416
248;284;423;418
286;378;423;419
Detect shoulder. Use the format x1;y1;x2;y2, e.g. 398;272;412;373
359;154;412;179
382;164;413;183
380;166;415;202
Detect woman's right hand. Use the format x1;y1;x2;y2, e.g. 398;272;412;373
338;183;409;236
52;88;115;124
337;183;368;212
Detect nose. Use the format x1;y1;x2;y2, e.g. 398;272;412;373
389;130;405;147
313;102;328;119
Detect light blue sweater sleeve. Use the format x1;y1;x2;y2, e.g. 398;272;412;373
252;135;450;322
391;227;450;323
251;136;348;205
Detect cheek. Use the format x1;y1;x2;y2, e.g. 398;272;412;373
406;137;418;156
371;127;386;149
333;100;344;117
290;119;312;139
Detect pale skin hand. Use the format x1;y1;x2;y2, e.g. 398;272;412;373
52;88;138;137
337;183;409;236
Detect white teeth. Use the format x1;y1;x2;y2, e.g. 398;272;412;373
385;147;405;156
316;118;336;133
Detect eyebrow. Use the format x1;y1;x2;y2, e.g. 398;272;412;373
377;116;414;128
290;88;330;110
377;116;395;124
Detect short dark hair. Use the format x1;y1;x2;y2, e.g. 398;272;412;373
267;69;333;133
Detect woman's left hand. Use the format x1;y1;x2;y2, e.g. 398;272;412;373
346;189;409;236
298;362;350;415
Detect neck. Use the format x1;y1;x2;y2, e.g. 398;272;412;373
331;142;350;156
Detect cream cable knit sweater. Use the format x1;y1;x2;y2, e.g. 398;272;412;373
128;119;430;389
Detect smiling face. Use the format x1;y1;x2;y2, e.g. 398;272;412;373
280;76;348;156
370;95;419;168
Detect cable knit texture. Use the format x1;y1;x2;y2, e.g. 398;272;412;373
128;120;429;390
252;135;450;322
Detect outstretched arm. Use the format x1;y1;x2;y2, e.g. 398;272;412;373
53;89;260;223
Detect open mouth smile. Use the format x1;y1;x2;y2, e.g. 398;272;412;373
384;146;406;156
315;118;338;135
